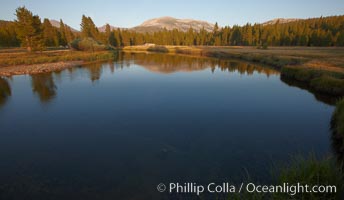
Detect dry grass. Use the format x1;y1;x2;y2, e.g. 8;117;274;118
0;50;115;67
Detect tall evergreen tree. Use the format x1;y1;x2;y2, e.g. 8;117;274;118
15;6;43;52
80;15;99;39
42;18;59;47
59;19;67;46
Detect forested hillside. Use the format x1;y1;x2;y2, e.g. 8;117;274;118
1;6;343;49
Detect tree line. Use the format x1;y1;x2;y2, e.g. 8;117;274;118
1;6;344;51
111;16;344;47
0;7;76;51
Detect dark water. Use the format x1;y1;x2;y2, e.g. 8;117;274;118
0;53;335;199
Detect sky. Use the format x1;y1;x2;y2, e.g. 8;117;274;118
0;0;343;30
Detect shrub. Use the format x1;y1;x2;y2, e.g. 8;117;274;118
70;38;107;51
70;38;81;50
147;45;169;53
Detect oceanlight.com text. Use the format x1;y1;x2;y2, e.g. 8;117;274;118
157;182;337;196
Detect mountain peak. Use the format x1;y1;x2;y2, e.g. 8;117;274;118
136;16;215;32
262;18;299;25
49;19;79;32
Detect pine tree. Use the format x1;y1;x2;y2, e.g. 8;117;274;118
59;20;67;46
104;24;111;45
64;26;75;46
15;6;43;52
337;31;344;46
80;15;99;40
109;31;117;47
0;21;20;47
42;18;59;47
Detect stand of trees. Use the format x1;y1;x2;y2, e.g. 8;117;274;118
107;16;344;47
0;7;76;51
0;6;344;51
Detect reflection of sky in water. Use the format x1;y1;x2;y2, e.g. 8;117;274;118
0;53;335;199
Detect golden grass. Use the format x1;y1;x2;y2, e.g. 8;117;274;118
0;50;115;67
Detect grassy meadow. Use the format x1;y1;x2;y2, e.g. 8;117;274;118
0;48;116;67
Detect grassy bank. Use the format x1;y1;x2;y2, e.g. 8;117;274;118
331;99;344;165
275;155;344;199
226;155;344;200
331;99;344;145
281;66;344;96
0;50;116;67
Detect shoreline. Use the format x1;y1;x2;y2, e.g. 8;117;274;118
123;45;344;96
1;46;343;96
0;50;117;76
123;45;344;71
0;61;83;76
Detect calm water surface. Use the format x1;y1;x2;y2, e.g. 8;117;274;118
0;53;335;199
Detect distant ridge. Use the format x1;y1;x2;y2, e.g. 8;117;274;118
98;24;127;32
133;16;215;32
98;16;215;33
262;18;299;26
49;19;79;32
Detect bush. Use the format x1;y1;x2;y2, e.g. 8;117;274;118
256;43;268;50
147;45;169;53
70;38;107;51
70;38;81;50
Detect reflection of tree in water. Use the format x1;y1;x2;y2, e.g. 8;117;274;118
217;60;277;76
31;73;56;102
0;76;11;107
84;63;103;82
119;52;279;76
108;61;115;74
